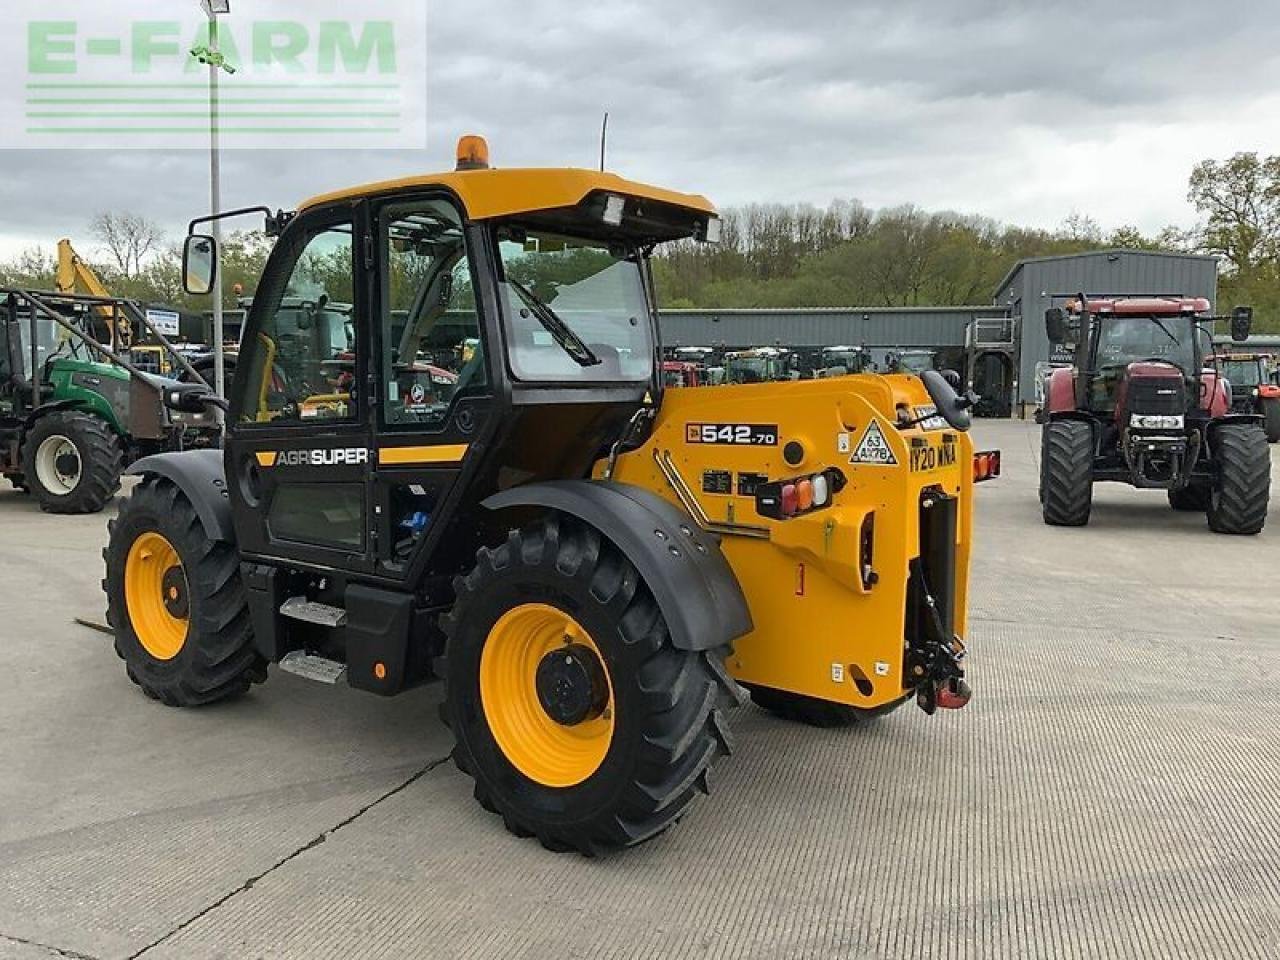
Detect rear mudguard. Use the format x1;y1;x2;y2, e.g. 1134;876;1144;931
483;480;753;653
127;449;233;542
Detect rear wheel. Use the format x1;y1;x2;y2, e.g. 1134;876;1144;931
1041;419;1094;526
1207;423;1270;535
103;476;266;705
441;515;741;854
1168;484;1211;512
23;412;122;514
1263;398;1280;444
747;684;907;727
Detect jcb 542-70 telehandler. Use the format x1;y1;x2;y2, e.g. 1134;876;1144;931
103;137;998;854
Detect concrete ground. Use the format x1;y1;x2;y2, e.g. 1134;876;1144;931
1;419;1278;960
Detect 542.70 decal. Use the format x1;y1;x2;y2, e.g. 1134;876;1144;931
685;423;779;446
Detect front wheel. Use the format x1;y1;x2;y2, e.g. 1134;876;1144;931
1168;485;1211;512
441;515;740;854
104;476;266;705
23;411;122;514
1207;424;1270;535
1041;420;1094;526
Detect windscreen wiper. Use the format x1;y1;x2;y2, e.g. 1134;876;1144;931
1151;316;1180;346
508;279;601;368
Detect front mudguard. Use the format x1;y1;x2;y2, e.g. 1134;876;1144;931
483;480;753;653
127;449;233;542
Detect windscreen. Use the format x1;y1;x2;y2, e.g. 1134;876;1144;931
1221;359;1264;386
495;230;654;383
1096;316;1196;372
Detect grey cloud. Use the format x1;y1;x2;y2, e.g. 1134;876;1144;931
1;0;1277;255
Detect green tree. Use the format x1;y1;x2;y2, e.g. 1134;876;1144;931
1187;152;1280;273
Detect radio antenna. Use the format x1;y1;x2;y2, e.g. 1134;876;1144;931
599;111;609;171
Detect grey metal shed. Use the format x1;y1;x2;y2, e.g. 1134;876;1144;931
993;249;1219;405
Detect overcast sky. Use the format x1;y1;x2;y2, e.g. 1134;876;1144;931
1;0;1278;260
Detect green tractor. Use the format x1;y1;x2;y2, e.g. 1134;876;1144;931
1;290;221;513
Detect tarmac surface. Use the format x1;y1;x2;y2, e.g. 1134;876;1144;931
1;419;1278;960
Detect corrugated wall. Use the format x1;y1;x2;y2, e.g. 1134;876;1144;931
657;307;1002;350
996;251;1219;404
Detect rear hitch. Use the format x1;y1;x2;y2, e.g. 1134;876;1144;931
907;559;971;715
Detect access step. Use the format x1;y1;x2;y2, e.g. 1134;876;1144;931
278;651;347;685
279;597;348;628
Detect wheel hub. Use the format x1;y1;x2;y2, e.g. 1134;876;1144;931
161;565;189;618
536;643;609;726
55;450;80;481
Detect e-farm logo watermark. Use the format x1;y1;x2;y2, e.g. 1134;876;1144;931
5;0;425;149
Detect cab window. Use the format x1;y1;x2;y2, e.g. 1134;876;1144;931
381;202;486;427
236;219;356;424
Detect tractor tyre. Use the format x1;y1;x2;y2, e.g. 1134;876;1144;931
440;514;741;855
1168;485;1211;512
1207;423;1270;535
1263;398;1280;444
103;476;267;705
747;684;907;727
1040;420;1094;527
23;411;122;514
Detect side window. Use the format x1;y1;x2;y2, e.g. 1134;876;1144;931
382;202;485;427
236;220;356;424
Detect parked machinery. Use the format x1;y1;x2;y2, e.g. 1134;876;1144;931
1212;353;1280;443
1039;294;1268;534
0;290;219;512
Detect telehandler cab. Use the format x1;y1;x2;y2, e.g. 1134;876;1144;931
104;137;995;853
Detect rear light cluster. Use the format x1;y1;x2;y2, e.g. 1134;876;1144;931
973;450;1001;483
756;468;847;520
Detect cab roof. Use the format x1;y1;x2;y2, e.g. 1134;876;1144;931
300;167;716;221
1067;296;1212;316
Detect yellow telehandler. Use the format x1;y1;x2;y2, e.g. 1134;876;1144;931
102;136;997;853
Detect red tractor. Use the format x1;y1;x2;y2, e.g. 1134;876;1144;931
1039;295;1270;534
660;360;701;388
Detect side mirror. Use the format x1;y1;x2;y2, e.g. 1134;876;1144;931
163;383;229;415
183;234;218;296
1045;307;1067;343
921;368;973;432
1231;306;1253;342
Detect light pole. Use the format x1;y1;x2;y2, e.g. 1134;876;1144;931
193;0;233;414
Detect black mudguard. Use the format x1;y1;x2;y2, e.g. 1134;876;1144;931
127;449;234;542
483;480;753;652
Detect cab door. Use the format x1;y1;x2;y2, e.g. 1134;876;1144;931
367;195;497;583
223;201;376;575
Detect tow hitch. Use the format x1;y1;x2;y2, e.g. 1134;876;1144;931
907;560;972;715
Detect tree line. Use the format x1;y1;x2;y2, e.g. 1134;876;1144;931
2;152;1276;332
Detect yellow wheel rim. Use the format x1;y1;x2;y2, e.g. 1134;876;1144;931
479;603;615;788
124;531;189;661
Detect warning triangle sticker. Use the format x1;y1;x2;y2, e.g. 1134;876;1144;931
850;419;898;465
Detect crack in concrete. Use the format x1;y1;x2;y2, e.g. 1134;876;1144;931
0;932;99;960
124;754;452;960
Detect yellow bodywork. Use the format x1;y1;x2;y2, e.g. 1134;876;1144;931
300;167;715;221
604;375;974;709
